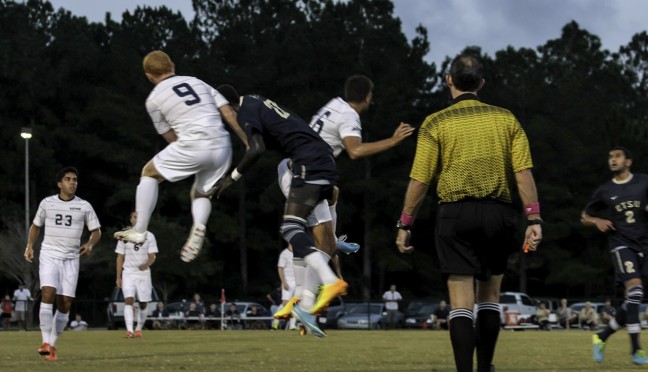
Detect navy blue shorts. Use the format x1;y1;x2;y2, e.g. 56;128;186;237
609;246;648;284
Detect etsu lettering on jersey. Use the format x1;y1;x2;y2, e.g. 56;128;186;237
70;207;81;211
615;200;641;212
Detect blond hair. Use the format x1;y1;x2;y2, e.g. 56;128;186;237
143;51;174;75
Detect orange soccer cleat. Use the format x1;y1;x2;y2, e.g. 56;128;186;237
38;343;51;356
44;346;57;362
135;330;143;338
310;279;348;315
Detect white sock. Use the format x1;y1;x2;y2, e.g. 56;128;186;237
135;176;159;232
300;289;317;312
301;266;323;311
292;257;306;299
191;197;212;227
137;305;147;331
124;304;134;332
304;250;338;285
288;317;297;329
50;311;69;347
39;303;53;344
329;203;337;236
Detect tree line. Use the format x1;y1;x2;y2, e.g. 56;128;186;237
0;0;647;305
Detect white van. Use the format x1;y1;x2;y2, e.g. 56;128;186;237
499;291;539;324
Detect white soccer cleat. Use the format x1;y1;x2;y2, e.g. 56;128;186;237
114;228;146;244
180;224;206;262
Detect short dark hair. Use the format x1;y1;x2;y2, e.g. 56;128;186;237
449;53;483;92
610;146;633;159
56;166;78;183
217;84;240;110
344;75;374;103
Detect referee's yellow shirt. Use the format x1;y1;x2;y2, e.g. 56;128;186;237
410;95;533;203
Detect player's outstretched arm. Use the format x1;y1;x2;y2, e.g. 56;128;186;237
212;133;266;199
343;122;415;159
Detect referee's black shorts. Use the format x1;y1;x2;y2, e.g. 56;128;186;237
435;199;519;281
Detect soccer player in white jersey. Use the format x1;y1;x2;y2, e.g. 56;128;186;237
114;51;247;262
116;211;158;338
24;167;102;362
275;75;415;318
272;246;297;330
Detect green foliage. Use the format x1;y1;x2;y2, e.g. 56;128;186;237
1;1;648;301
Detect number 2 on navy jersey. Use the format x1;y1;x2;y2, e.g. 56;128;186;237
310;111;331;134
173;83;201;106
263;99;290;119
625;210;636;224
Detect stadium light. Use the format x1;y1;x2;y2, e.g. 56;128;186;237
20;127;32;238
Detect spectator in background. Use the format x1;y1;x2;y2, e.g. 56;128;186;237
69;314;88;331
13;284;33;331
1;294;13;331
558;298;578;329
205;303;220;330
535;302;551;331
184;302;204;330
190;293;206;315
434;300;450;330
151;302;171;330
266;286;282;322
246;305;267;330
580;302;598;330
225;303;242;330
601;298;616;325
382;284;403;329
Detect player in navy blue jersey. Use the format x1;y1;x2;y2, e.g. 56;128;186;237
582;146;648;365
211;85;347;337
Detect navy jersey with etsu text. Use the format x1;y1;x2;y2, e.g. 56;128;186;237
237;95;336;182
584;173;648;251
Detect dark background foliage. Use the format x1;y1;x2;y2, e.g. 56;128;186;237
1;0;648;309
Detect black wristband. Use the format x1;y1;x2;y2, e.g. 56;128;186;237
527;218;543;226
396;221;411;230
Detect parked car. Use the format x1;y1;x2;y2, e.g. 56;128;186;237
404;303;438;329
316;296;347;329
106;286;160;330
337;302;403;329
499;291;538;324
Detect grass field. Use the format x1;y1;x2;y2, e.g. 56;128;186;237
1;328;647;371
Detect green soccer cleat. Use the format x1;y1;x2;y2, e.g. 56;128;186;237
632;349;648;365
592;334;605;363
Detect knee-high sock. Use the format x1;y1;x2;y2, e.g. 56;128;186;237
476;302;501;371
39;303;54;344
449;308;475;372
292;257;306;299
627;285;643;352
191;197;211;228
136;305;147;331
598;303;626;341
329;203;337;236
304;250;337;286
50;311;69;347
134;176;159;232
300;265;323;311
124;304;134;333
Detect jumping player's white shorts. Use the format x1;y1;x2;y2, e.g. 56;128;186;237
121;271;153;302
281;281;296;301
277;158;332;227
39;254;80;298
154;142;232;194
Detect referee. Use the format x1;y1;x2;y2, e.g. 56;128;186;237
395;53;542;372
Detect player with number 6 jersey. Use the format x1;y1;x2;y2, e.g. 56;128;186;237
114;51;247;263
583;147;648;365
24;166;101;362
